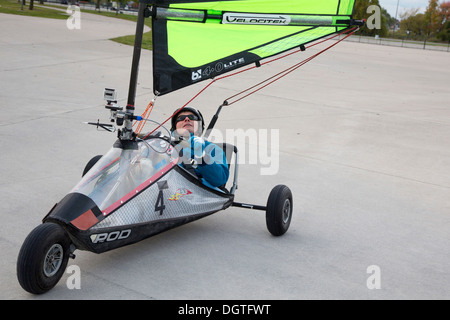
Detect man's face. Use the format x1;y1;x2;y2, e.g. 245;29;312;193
175;111;200;136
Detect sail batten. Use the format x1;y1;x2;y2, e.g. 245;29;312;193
155;7;352;27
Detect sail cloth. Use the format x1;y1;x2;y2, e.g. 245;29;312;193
144;0;357;96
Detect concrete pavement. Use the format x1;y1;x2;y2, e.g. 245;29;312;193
1;12;449;299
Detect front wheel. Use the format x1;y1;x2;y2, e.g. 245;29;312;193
17;223;71;294
266;185;293;236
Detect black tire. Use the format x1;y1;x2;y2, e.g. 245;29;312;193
17;223;71;294
82;155;102;177
266;185;293;236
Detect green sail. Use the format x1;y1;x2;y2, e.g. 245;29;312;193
146;0;357;95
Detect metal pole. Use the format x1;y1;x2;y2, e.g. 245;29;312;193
127;2;147;112
393;0;400;36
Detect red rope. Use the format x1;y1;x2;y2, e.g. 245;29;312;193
224;26;359;105
217;26;358;85
147;26;359;136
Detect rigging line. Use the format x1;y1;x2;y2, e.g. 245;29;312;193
147;26;358;136
225;50;319;103
215;26;358;84
259;26;356;66
225;55;316;106
225;26;359;105
134;100;152;128
145;79;219;137
136;99;155;135
201;26;358;101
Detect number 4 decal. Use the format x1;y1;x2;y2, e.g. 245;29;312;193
155;180;168;215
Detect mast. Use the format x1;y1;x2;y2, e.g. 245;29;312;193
127;1;148;114
117;1;148;142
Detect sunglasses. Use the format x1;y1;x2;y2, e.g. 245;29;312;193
176;114;199;122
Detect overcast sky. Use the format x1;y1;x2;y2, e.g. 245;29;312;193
379;0;431;17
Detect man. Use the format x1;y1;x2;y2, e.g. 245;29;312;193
171;106;229;189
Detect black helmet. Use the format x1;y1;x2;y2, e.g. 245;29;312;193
170;106;205;134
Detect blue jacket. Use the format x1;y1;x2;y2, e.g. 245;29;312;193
179;135;229;188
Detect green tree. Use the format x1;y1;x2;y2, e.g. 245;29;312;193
437;1;450;40
424;0;442;36
400;11;427;38
381;7;395;30
440;1;450;19
437;20;450;40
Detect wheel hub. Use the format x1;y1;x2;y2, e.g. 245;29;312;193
43;244;63;277
282;199;291;224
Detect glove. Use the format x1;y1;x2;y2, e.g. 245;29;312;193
176;134;205;167
189;135;205;160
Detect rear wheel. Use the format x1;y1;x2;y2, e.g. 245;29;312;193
17;223;71;294
266;185;293;236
